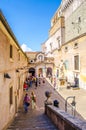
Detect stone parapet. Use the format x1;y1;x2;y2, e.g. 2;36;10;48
45;105;86;130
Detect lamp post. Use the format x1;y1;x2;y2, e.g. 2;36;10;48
65;96;76;116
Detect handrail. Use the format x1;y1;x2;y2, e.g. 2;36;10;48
65;96;76;116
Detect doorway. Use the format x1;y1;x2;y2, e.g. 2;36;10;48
29;68;35;76
15;96;17;113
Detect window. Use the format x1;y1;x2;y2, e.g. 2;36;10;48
18;52;20;61
64;60;69;70
74;55;79;70
38;55;43;61
10;45;13;58
18;77;20;89
65;46;68;52
30;60;34;63
50;43;53;51
44;47;47;52
74;43;78;49
57;37;60;49
31;60;33;63
9;87;13;105
57;69;59;77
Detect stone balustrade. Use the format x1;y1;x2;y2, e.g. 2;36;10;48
45;105;86;130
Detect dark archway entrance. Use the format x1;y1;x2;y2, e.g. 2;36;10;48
47;67;52;77
29;68;35;76
38;68;43;77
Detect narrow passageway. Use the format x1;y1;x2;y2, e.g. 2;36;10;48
7;78;58;130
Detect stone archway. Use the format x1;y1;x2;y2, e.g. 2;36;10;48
29;67;35;76
47;67;52;77
38;68;43;77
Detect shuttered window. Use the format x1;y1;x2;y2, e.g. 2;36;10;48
10;45;13;58
74;55;79;70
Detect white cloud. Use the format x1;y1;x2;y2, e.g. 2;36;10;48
21;43;32;52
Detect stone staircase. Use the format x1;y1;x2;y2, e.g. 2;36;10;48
6;77;85;130
7;107;58;130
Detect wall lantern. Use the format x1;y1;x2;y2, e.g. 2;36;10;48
4;73;11;79
16;69;19;72
20;67;23;70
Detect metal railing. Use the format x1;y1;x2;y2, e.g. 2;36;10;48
65;96;76;116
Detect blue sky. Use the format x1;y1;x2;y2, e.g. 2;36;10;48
0;0;61;51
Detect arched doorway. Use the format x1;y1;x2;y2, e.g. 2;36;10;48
47;67;52;77
38;68;43;77
29;68;35;76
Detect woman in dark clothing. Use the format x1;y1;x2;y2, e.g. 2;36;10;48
35;78;38;89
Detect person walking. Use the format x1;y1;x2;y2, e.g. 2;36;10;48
53;77;56;90
30;91;36;109
23;81;28;91
38;78;41;86
42;78;45;86
23;93;30;112
35;77;38;89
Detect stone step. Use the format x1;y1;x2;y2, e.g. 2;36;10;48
7;110;58;130
6;82;59;130
7;126;57;129
7;127;57;130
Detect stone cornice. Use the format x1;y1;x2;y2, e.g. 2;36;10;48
52;33;86;52
61;0;73;12
62;32;86;46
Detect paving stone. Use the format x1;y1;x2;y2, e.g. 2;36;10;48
7;81;58;130
7;78;86;130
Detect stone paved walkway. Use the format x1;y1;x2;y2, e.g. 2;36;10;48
7;78;85;130
7;79;58;130
47;78;86;121
57;86;86;120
